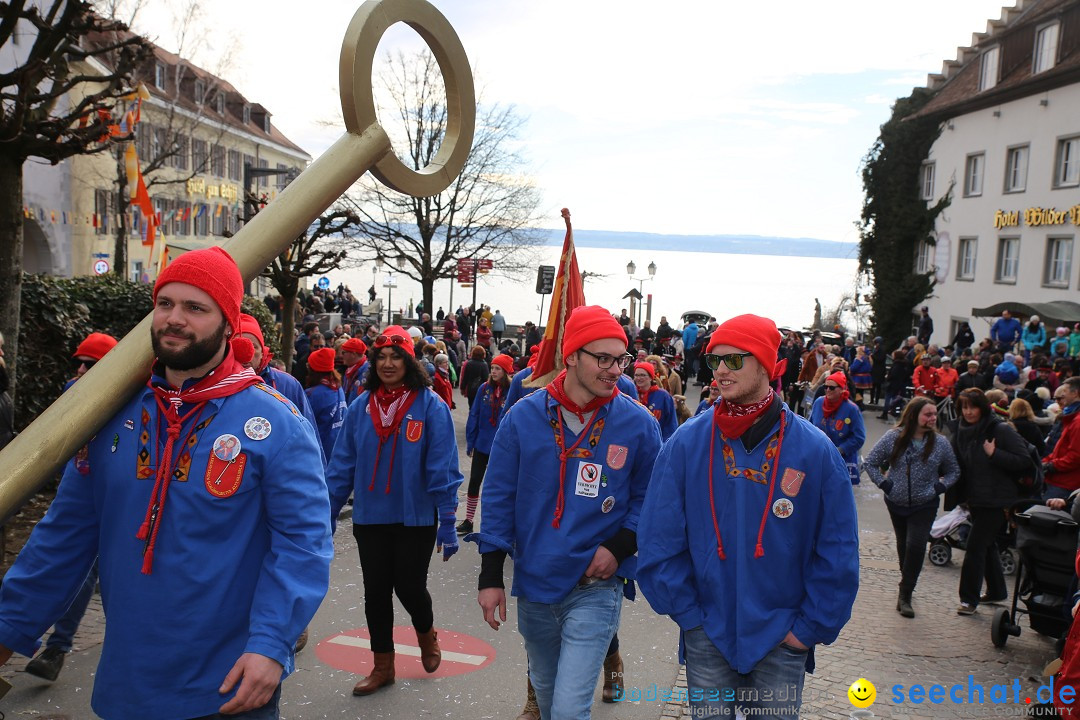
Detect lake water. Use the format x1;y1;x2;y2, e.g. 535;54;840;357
325;244;860;331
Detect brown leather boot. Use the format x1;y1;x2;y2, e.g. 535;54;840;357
517;676;540;720
416;627;441;673
352;652;395;696
601;651;624;703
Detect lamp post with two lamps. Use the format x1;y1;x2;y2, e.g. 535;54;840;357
376;256;407;325
626;260;656;328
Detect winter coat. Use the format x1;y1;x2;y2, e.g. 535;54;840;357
951;415;1030;508
865;429;960;512
1046;406;1080;492
810;397;866;483
1023;323;1047;353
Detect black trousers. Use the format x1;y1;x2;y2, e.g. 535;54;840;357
959;506;1008;606
467;450;490;497
888;505;937;594
354;523;437;653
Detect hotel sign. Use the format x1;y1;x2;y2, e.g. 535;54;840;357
993;205;1080;229
186;178;239;203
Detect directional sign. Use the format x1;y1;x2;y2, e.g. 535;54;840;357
315;626;496;679
318;276;331;289
93;260;110;275
535;265;555;294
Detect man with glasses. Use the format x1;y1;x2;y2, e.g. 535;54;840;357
65;333;118;390
1042;377;1080;501
809;372;866;485
638;314;859;720
471;305;661;720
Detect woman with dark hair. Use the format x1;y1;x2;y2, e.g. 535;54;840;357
304;347;347;466
1009;397;1046;455
951;387;1031;615
460;344;490;408
325;325;464;696
880;349;914;419
865;396;960;617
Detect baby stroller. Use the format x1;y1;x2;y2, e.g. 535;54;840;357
991;503;1079;648
928;506;1018;575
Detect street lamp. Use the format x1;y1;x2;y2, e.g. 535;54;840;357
627;260;657;327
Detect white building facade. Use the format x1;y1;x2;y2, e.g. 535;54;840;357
916;0;1080;346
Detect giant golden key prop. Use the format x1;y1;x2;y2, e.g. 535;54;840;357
0;0;474;523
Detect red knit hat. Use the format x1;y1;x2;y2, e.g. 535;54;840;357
73;332;118;361
827;371;847;388
634;361;656;379
308;347;337;373
154;247;243;336
491;354;515;375
706;314;783;380
237;314;265;347
373;325;415;356
341;337;367;355
562;305;627;361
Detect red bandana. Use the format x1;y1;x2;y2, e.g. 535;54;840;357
637;384;656;408
822;389;850;418
712;392;774;439
366;385;417;493
139;349;261;574
489;383;506;426
544;370;617;528
321;377;341;391
343;359;366;396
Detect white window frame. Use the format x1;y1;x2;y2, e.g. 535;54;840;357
242;104;251;125
216;92;225;115
1045;236;1073;287
194;79;205;104
920;162;935;200
263;115;271;133
1056;136;1080;188
915;238;933;274
957;237;978;280
1004;145;1028;193
979;46;1000;91
964;153;985;197
996;237;1020;283
1034;22;1060;74
154;62;166;89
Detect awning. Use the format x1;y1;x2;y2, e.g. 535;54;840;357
971;300;1080;326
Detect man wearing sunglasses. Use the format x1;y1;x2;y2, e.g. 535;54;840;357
64;332;118;390
638;314;859;720
472;305;661;720
809;372;866;485
0;247;333;719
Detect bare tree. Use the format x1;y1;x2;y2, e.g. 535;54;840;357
0;0;151;395
262;209;358;369
342;49;544;316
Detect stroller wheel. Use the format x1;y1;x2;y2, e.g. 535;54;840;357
991;608;1011;648
999;548;1016;576
928;541;952;567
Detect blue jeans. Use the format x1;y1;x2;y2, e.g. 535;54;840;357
189;685;280;719
684;626;807;720
46;559;98;652
517;577;622;720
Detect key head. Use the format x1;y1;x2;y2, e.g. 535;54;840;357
340;0;475;198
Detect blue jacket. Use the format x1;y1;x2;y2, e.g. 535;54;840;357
682;324;699;351
326;388;463;527
637;405;859;674
473;389;661;602
809;397;866;484
260;366;320;446
467;381;506;455
695;398;716;416
1022;324;1047;351
343;362;370;406
0;380;332;720
639;387;678;441
305;383;347;465
991;316;1022;346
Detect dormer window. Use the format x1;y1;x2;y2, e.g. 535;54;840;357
1034;23;1060;74
242;104;251;125
215;92;225;115
154;62;166;89
194;79;205;104
979;46;1000;91
263;115;271;133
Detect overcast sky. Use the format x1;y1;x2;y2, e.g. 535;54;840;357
132;0;1013;242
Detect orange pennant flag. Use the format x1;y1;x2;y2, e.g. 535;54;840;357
525;208;586;387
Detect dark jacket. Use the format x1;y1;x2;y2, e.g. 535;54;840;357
885;358;913;395
951;415;1030;508
1012;417;1046;457
460;358;490;403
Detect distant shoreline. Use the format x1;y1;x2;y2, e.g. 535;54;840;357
543;228;857;260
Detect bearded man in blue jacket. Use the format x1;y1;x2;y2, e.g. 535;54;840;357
472;305;661;720
0;247;332;720
637;313;858;720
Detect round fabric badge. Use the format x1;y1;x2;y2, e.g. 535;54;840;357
244;417;272;441
601;496;615;514
844;417;851;424
772;498;794;519
213;434;242;462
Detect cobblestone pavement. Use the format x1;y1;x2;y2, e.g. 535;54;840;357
661;413;1064;720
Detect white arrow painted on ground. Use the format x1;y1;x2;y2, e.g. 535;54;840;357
327;635;488;666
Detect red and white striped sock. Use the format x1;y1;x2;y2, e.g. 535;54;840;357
466;495;479;521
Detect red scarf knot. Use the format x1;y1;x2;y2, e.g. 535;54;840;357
713;391;774;439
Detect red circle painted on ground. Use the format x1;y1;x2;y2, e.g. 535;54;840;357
314;626;497;678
